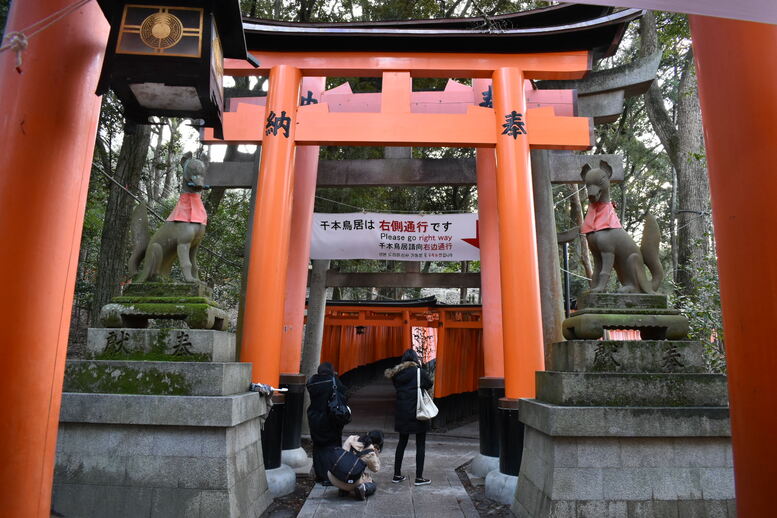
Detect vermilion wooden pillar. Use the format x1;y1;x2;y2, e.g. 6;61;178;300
473;79;505;379
491;68;545;400
241;65;302;386
690;16;777;517
475;150;505;378
0;1;108;516
281;77;326;375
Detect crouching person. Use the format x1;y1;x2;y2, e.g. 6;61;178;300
327;430;384;501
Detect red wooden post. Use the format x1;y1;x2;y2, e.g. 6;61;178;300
281;77;326;375
491;67;545;399
0;1;108;515
473;78;505;379
690;16;777;517
240;65;301;386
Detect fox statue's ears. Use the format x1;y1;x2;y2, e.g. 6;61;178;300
581;163;591;180
599;160;613;178
180;151;193;169
580;161;614;180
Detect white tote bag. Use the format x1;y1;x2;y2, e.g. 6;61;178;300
416;367;439;421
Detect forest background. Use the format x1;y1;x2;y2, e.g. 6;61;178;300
0;0;724;371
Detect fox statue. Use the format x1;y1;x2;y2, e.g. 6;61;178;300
559;161;664;294
129;153;209;283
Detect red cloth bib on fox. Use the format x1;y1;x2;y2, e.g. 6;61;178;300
581;201;621;234
166;193;208;225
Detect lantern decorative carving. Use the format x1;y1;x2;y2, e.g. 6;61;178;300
96;1;257;138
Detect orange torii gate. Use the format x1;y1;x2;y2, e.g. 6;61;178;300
205;51;593;402
2;2;774;516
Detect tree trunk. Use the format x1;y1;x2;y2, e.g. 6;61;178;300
148;127;164;203
459;260;469;303
300;259;330;434
90;125;152;323
640;12;711;296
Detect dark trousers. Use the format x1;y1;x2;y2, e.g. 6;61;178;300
394;432;426;478
312;444;338;482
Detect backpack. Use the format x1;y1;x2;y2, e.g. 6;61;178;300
329;446;374;485
327;377;352;426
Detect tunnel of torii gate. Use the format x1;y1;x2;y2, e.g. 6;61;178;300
1;0;776;516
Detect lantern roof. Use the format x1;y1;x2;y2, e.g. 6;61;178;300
96;0;253;62
242;5;642;60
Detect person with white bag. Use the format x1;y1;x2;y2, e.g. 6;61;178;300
384;348;435;486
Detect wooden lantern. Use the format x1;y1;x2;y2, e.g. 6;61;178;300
96;0;257;137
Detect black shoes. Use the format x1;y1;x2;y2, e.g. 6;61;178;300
355;483;368;501
394;474;431;485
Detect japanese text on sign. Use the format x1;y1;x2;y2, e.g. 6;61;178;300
311;212;480;261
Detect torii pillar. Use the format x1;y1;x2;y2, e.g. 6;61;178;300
471;79;506;478
280;76;325;474
486;67;546;501
241;64;301;490
0;1;108;516
690;16;777;517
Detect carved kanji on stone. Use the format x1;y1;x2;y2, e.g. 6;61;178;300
661;343;685;372
172;331;194;356
593;341;621;371
105;330;130;354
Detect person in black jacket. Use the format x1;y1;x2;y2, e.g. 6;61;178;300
384;348;434;486
307;362;348;484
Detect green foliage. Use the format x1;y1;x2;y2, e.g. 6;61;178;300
240;0;552;22
669;236;725;373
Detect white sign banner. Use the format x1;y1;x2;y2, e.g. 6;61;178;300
311;212;480;261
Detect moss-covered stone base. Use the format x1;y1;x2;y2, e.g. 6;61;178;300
63;361;192;395
100;282;227;330
564;291;690;340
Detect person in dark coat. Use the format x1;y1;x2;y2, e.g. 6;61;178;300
384;348;433;485
307;362;348;484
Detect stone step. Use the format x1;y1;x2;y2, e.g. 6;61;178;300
548;340;706;373
518;399;730;438
535;371;728;407
59;391;267;427
64;360;252;396
86;328;236;361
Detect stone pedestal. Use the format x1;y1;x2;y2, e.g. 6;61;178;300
87;328;236;361
471;376;504;478
280;373;312;475
513;336;734;518
562;292;689;340
99;282;228;330
54;359;273;517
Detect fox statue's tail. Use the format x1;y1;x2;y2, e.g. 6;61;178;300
128;202;150;276
637;214;664;293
